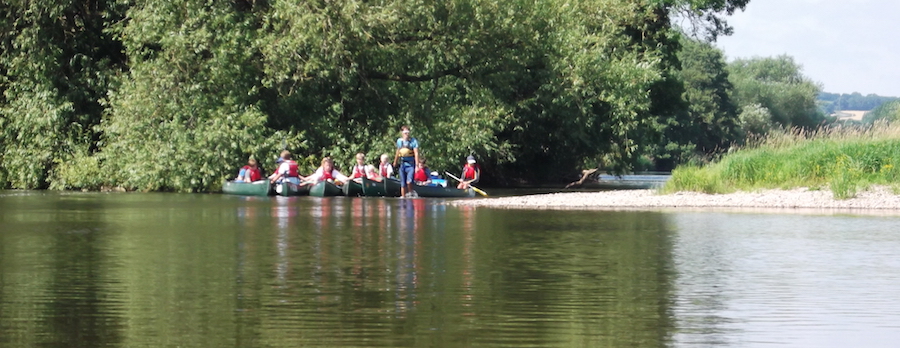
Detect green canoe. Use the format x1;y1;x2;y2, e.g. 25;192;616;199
223;179;272;196
342;179;365;197
276;181;311;196
361;177;388;197
310;180;344;197
385;178;402;197
412;184;475;198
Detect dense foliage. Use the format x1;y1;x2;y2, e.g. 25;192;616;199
819;92;899;114
649;37;739;170
863;100;900;123
727;55;826;130
3;0;755;191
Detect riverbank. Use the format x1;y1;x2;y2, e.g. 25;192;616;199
453;186;900;214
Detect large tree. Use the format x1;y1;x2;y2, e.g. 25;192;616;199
2;0;753;190
728;55;827;130
648;36;739;170
0;0;126;188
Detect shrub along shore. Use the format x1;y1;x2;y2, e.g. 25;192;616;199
457;123;900;212
664;122;900;199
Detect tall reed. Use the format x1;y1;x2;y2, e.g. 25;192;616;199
664;122;900;199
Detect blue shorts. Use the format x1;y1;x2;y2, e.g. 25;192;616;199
399;162;415;188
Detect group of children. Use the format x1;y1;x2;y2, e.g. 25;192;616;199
234;125;481;195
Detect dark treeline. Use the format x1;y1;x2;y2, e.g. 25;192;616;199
818;92;900;114
2;0;831;192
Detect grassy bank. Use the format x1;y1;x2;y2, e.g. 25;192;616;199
663;123;900;199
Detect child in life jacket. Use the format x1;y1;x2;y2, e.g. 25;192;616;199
413;158;446;187
235;158;263;182
378;154;394;179
305;157;350;184
269;150;304;184
349;152;380;182
457;155;481;189
413;157;431;185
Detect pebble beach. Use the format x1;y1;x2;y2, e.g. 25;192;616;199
453;186;900;215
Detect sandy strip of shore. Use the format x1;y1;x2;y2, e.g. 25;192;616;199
453;186;900;215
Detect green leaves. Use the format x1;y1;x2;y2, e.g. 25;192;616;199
2;0;758;189
728;55;826;130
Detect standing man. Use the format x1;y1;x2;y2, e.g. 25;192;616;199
393;125;420;198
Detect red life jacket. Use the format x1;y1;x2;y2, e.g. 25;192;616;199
243;165;263;182
285;160;299;177
463;164;480;180
321;168;334;181
414;167;429;182
351;165;365;179
380;163;390;177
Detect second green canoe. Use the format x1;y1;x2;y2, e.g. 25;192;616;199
310;180;344;197
361;177;387;197
342;180;365;197
276;181;312;196
223;179;272;196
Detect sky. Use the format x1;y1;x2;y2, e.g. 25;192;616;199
713;0;900;97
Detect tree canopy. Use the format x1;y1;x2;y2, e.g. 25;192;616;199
3;0;767;191
727;55;826;130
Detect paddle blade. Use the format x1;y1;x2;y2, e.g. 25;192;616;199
472;186;488;197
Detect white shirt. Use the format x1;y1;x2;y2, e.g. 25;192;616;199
305;167;350;183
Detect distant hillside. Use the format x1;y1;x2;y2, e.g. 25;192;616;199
818;92;900;114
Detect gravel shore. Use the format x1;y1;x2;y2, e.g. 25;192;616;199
453;186;900;215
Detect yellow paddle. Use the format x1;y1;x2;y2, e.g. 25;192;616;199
445;172;488;197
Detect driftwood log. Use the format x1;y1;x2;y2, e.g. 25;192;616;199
565;168;601;188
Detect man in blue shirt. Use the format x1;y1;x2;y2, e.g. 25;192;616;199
393;125;419;198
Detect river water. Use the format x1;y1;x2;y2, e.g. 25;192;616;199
1;191;899;347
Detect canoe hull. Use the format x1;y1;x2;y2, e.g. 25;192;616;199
310;181;344;197
223;180;272;196
361;177;388;197
413;184;474;198
385;178;402;197
277;181;311;196
342;180;365;197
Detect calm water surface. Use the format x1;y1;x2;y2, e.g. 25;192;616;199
1;191;899;347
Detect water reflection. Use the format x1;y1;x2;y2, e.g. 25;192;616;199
4;193;900;347
671;212;900;347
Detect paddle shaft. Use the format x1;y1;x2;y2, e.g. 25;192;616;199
445;172;488;197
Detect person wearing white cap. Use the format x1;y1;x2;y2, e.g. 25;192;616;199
393;125;420;197
457;155;481;189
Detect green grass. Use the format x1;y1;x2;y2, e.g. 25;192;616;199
663;122;900;199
